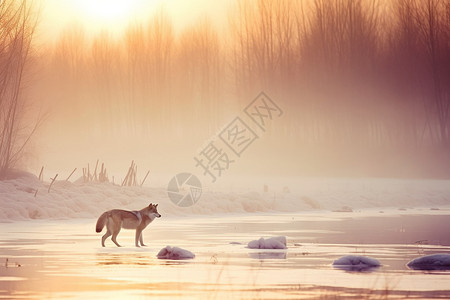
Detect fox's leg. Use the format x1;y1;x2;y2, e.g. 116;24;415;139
139;232;146;247
101;229;111;247
135;229;143;247
111;225;121;247
101;218;112;247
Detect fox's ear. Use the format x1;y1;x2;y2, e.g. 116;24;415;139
155;204;158;207
149;203;152;207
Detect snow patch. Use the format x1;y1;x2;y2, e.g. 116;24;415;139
333;255;381;271
156;246;195;260
247;236;287;249
407;254;450;270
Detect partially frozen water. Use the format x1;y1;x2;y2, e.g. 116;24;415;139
1;209;449;299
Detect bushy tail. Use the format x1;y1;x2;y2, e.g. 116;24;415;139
96;212;108;233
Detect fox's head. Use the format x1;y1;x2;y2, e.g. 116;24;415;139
148;203;161;218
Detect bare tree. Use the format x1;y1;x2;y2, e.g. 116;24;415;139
414;0;450;146
53;23;86;80
229;0;299;97
144;9;175;128
146;9;174;96
123;22;146;132
298;0;383;145
0;0;38;177
386;0;428;146
90;30;119;132
175;18;223;130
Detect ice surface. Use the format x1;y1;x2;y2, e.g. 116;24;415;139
1;171;450;221
332;206;353;212
247;236;287;249
333;255;381;271
156;246;195;260
1;214;450;299
407;254;450;270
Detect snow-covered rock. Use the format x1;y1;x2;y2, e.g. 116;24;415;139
407;254;450;270
333;255;381;271
157;246;195;260
247;236;287;249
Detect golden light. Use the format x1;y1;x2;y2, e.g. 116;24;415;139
80;0;140;19
75;0;142;22
41;0;227;41
48;0;160;35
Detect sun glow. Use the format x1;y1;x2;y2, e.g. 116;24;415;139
78;0;140;20
41;0;229;41
45;0;160;35
75;0;142;22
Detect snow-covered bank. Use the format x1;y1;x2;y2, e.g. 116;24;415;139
1;171;450;221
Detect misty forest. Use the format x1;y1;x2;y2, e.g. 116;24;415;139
1;0;450;178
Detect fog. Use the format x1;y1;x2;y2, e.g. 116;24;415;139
2;3;450;299
3;0;450;183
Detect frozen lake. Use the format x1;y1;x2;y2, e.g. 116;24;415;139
1;209;450;299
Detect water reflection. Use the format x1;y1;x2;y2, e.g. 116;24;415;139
332;264;380;272
159;260;192;266
96;253;153;266
249;252;287;260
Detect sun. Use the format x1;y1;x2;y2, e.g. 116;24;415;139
81;0;139;19
73;0;145;30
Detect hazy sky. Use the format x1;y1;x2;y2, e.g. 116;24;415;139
39;0;231;41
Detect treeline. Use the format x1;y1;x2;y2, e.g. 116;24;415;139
44;11;226;138
40;0;450;149
228;0;450;148
26;0;448;177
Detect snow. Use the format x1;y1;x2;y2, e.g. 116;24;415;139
156;246;195;260
407;254;450;270
1;171;450;221
333;255;381;271
247;236;287;249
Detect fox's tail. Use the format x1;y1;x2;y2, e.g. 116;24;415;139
96;212;109;233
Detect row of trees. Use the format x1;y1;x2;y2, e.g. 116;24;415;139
41;0;449;147
45;11;226;137
229;0;450;147
2;0;450;175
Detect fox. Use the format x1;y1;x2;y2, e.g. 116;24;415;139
95;203;161;247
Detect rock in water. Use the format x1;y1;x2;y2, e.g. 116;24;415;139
407;254;450;270
157;246;195;260
247;236;287;249
333;255;381;271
